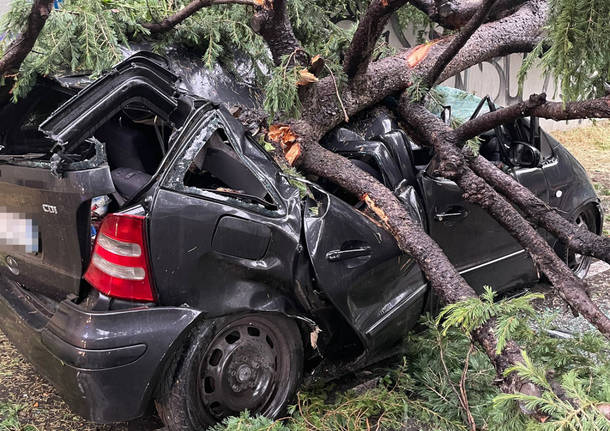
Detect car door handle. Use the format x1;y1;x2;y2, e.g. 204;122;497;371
435;207;468;221
326;246;372;262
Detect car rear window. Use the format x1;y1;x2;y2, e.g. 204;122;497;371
0;85;72;156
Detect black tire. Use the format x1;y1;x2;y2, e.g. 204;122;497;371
156;313;303;431
555;205;598;279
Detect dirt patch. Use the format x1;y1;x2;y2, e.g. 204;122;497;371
0;332;148;430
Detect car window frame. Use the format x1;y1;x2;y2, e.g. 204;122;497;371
161;112;286;218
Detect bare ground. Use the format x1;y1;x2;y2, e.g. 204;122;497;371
0;123;608;430
0;333;163;430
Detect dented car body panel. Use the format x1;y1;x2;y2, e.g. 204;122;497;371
0;53;603;423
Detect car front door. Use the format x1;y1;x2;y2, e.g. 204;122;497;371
303;185;427;353
418;172;538;294
418;124;546;293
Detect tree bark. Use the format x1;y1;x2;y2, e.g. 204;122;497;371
423;0;497;89
410;0;530;29
250;0;307;65
342;0;408;79
436;0;548;83
398;100;610;339
468;154;610;264
0;0;54;77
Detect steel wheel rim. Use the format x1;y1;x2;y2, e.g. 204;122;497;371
197;316;288;421
566;213;593;279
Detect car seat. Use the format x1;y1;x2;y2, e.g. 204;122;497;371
95;118;157;202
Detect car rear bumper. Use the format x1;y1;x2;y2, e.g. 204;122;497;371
0;276;201;423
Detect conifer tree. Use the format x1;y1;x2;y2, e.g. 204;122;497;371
1;0;609;424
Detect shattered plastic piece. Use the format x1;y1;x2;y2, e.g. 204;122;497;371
310;326;322;349
91;196;111;218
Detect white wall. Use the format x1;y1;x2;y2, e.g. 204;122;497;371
0;0;9;17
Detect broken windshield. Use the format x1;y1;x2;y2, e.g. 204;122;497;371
430;86;491;123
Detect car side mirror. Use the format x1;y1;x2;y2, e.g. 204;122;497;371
509;142;541;168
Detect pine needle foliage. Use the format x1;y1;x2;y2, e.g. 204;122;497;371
263;54;303;121
395;4;432;44
210;291;610;431
519;0;610;101
0;0;144;99
495;353;610;431
212;411;289;431
0;0;369;105
437;286;544;353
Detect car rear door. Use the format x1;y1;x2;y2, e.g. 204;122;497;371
147;108;304;312
303;186;427;352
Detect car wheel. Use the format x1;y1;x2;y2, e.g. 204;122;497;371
557;206;597;279
156;313;303;431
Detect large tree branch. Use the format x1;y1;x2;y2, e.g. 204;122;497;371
468;154;610;264
423;0;497;88
250;0;307;65
296;0;546;139
343;0;408;79
0;0;54;76
398;99;610;339
142;0;257;33
455;94;610;141
437;0;548;82
409;0;529;29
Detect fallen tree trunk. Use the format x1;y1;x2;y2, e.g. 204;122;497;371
469;154;610;265
398;100;610;339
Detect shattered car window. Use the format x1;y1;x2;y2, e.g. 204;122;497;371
0;85;72;156
431;86;490;123
169;126;278;213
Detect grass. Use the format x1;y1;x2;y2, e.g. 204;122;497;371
551;121;610;173
0;403;37;431
552;121;610;235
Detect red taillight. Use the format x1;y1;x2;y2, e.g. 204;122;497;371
84;213;155;302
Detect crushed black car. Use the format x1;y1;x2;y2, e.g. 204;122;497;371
0;53;603;429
